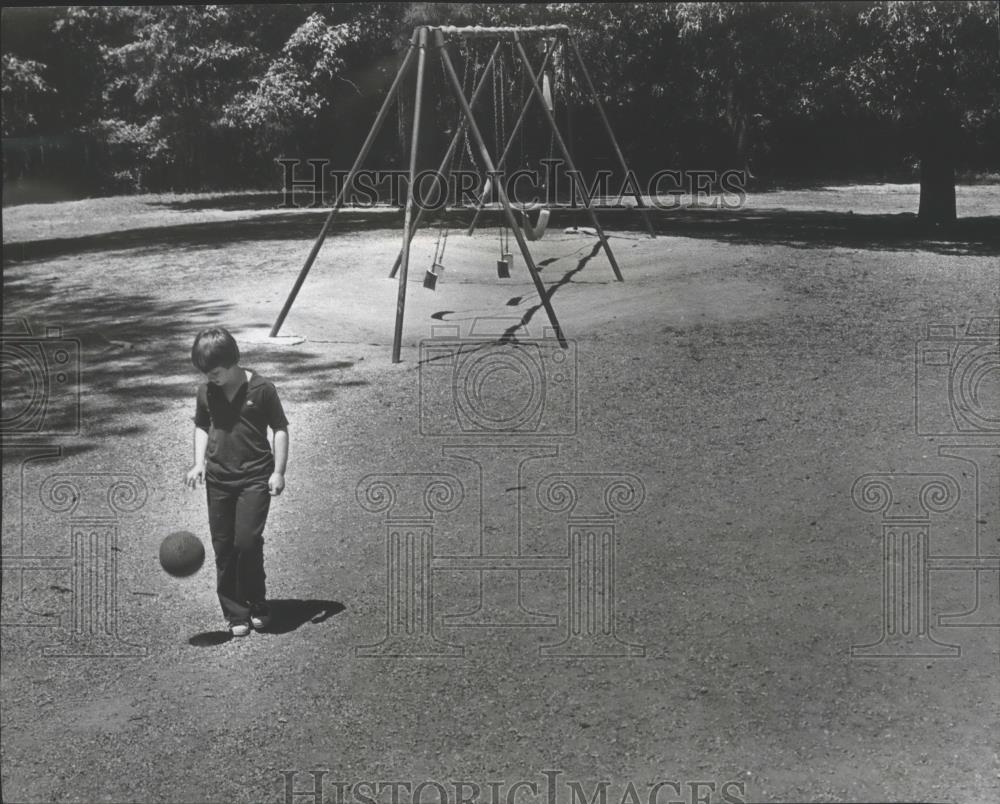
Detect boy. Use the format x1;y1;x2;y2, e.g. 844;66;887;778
185;328;289;637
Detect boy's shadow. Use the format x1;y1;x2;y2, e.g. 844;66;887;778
259;598;345;635
187;599;344;646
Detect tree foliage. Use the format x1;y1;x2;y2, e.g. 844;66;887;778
672;2;849;171
222;12;363;148
844;1;1000;221
847;1;999;121
2;2;998;206
1;54;52;136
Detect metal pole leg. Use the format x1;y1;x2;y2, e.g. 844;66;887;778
271;31;421;337
388;41;502;279
391;27;430;364
567;35;656;239
436;29;568;349
465;36;560;237
512;34;624;282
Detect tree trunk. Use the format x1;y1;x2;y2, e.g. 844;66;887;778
725;83;754;180
917;117;957;226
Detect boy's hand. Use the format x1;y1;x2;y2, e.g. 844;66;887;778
269;472;285;497
185;464;205;489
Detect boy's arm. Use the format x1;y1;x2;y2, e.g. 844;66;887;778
193;426;209;465
265;382;289;497
185;426;209;488
269;428;288;496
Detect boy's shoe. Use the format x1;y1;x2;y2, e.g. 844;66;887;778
249;604;272;630
230;622;251;637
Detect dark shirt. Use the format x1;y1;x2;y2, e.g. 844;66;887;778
194;370;288;482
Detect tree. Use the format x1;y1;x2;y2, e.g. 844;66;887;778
1;54;53;137
672;2;848;178
4;2;998;200
846;1;1000;225
222;4;405;162
34;5;405;191
95;6;264;189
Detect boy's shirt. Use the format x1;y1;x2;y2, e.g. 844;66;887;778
194;370;288;482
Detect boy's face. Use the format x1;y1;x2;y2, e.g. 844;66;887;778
204;363;242;386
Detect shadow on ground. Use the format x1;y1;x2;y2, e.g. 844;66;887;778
152;192;293;212
5;207;1000;265
2;276;364;457
258;598;345;634
2;211;401;265
187;631;234;647
631;207;1000;257
186;598;345;645
493;240;606;334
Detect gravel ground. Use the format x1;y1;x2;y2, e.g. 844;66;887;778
2;187;999;804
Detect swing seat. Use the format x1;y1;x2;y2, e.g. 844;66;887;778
424;261;445;291
516;207;550;241
497;256;511;279
482;175;549;241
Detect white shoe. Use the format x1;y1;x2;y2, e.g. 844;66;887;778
249;604;272;630
230;622;251;637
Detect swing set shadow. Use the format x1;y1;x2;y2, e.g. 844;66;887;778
269;24;655;363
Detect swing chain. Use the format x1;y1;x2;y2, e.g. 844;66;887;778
433;46;462;269
433;41;483;273
494;50;511;257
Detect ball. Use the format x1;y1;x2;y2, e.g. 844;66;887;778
159;531;205;577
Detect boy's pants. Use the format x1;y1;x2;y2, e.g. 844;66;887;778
206;476;270;624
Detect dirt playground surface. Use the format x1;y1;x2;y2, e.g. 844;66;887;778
2;185;999;804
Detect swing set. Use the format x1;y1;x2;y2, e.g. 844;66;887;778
420;35;555;290
270;25;654;363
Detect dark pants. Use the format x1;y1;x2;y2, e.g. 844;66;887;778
206;476;270;624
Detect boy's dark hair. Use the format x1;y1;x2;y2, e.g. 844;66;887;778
191;328;240;372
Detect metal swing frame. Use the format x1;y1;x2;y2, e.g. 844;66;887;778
270;24;654;363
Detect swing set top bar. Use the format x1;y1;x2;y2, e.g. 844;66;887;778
430;24;570;39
